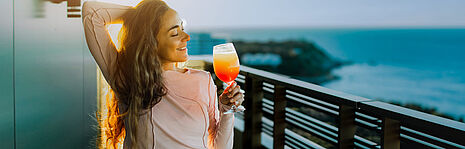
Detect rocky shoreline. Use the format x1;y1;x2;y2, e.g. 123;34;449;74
233;40;348;85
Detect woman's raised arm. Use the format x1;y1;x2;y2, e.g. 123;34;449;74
82;1;134;81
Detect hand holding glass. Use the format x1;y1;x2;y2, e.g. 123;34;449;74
213;43;246;114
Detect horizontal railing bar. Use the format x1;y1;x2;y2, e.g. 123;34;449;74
286;108;381;149
273;97;378;148
261;115;325;149
263;105;273;116
401;134;443;149
354;135;379;148
264;98;342;145
284;141;300;149
359;101;465;146
354;142;372;149
263;131;273;139
285;128;326;149
285;135;314;149
263;98;273;107
262;126;273;136
235;80;245;87
263;82;274;89
401;127;464;149
237;74;245;79
262;118;273;127
286;113;338;141
287;90;339;110
262;114;274;127
265;98;362;147
263;97;274;105
286;107;338;134
355;119;381;133
263;87;274;95
353;142;376;149
285;139;306;149
262;127;273;136
236;78;245;84
399;138;434;149
286;94;339;117
262;99;275;121
263;124;273;133
356;112;379;121
285;117;338;145
263;113;273;125
356;112;381;125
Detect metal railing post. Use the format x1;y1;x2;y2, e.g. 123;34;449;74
273;85;286;149
243;75;264;149
338;105;356;148
382;117;400;149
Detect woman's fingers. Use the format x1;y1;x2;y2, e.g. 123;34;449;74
228;85;241;98
229;93;244;105
228;85;244;105
224;82;237;94
229;82;237;91
220;82;245;106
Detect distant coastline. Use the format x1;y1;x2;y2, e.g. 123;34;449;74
233;40;348;85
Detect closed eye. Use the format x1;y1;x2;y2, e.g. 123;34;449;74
171;28;185;37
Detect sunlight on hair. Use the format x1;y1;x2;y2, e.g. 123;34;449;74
95;2;140;149
97;68;124;149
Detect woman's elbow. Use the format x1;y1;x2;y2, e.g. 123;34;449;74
81;1;97;18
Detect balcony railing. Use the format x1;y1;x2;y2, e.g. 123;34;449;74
188;55;465;149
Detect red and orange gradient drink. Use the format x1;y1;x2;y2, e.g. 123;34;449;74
213;51;240;84
213;43;245;114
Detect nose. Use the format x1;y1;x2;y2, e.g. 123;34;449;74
182;31;190;42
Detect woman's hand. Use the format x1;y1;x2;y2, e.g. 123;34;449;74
219;82;244;107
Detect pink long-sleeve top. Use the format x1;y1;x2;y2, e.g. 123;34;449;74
81;1;234;149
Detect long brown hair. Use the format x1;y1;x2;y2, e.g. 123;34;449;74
104;0;170;148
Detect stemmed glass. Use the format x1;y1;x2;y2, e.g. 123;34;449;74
213;43;246;114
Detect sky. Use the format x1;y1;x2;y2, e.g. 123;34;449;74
99;0;465;29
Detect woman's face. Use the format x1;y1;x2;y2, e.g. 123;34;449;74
156;9;190;63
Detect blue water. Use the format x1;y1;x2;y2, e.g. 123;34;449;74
196;28;465;119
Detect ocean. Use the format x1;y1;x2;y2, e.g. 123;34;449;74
194;28;465;119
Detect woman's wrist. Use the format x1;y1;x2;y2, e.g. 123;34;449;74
219;102;233;113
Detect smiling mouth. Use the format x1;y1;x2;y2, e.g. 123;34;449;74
177;47;187;51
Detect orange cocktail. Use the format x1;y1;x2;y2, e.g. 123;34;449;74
213;43;245;114
213;51;240;84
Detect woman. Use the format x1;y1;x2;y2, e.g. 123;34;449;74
82;0;243;148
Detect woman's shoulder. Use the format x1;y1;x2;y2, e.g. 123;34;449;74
185;68;215;86
164;68;213;85
163;68;214;102
187;68;212;77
